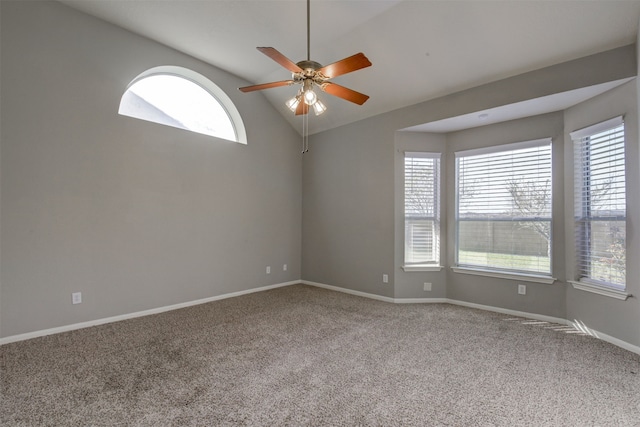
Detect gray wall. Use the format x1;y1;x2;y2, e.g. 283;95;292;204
302;120;395;298
303;45;639;346
0;1;302;338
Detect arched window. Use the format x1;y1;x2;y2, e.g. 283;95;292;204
119;66;247;144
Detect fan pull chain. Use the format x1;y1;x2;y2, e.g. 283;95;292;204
301;111;309;154
301;117;305;153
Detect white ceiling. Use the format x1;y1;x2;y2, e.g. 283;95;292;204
400;78;635;133
59;0;640;135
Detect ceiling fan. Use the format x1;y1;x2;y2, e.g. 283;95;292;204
238;0;372;116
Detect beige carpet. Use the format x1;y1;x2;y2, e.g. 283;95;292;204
1;284;639;426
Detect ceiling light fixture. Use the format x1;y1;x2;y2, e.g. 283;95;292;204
312;100;327;115
239;0;372;153
303;88;317;106
286;91;302;112
286;80;324;117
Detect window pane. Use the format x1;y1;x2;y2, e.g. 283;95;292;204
456;141;552;275
576;220;625;286
458;220;551;273
119;74;237;141
404;154;440;265
405;220;435;263
574;123;626;288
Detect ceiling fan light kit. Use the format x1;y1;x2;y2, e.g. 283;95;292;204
285;94;301;112
312;99;327;115
238;0;371;153
238;0;372;117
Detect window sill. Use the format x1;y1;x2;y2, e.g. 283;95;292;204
569;281;631;301
402;265;444;272
452;267;556;284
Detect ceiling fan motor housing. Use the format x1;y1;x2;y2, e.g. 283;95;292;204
296;60;322;76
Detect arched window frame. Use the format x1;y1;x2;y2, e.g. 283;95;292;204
119;65;247;144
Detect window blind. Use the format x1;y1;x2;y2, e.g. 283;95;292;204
404;152;440;265
455;139;552;275
572;118;626;289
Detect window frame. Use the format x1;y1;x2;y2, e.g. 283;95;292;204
119;66;247;144
570;116;627;294
454;138;554;279
403;152;442;271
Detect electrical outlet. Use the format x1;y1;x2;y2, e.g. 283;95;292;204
518;284;526;295
382;274;389;283
283;264;287;271
266;266;271;274
424;282;432;291
72;292;82;304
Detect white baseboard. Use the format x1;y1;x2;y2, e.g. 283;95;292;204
569;320;640;355
301;280;448;304
0;280;299;346
301;280;396;303
393;297;449;304
4;279;639;357
302;281;566;322
447;299;570;326
596;331;640;356
301;280;640;356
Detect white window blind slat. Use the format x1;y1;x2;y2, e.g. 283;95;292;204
455;138;551;158
569;116;623;140
455;141;552;275
573;121;626;289
404;153;441;265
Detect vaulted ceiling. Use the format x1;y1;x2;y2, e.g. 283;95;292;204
60;0;640;135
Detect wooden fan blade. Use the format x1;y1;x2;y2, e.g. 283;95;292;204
295;101;309;116
321;82;369;105
257;47;303;74
317;52;371;79
239;80;294;93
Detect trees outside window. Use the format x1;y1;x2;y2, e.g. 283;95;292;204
404;153;440;266
571;118;626;289
455;139;552;275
